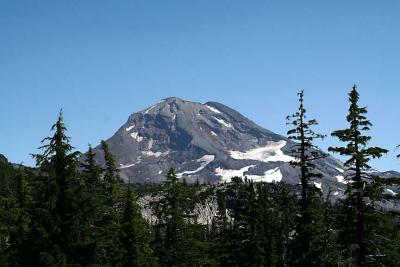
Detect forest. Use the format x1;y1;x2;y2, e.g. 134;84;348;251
0;87;399;267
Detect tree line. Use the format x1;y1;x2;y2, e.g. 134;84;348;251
0;86;399;266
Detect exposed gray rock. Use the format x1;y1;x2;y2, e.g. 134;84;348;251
88;97;399;198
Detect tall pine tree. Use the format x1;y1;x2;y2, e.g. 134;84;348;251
329;85;388;266
152;168;196;267
120;183;154;267
79;144;104;265
30;110;86;266
7;167;31;267
96;140;124;265
286;90;326;266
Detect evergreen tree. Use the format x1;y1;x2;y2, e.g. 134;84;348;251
315;190;340;267
233;179;264;266
120;184;154;267
329;85;388;266
29;110;86;266
151;168;195;267
81;144;102;194
256;183;279;266
79;144;104;265
274;182;296;267
7;167;31;267
286;90;326;266
210;188;233;267
97;140;124;265
0;156;14;265
101;140;123;201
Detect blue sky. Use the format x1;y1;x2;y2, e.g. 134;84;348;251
1;1;399;171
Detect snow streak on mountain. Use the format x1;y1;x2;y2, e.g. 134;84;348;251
91;97;346;193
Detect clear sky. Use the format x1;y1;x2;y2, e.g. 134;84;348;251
1;0;399;171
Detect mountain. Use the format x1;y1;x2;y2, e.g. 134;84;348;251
0;154;7;164
90;97;355;193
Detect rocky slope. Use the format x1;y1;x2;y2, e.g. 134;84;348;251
90;97;355;195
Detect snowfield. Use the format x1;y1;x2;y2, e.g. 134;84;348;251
125;125;135;131
385;189;397;196
205;105;222;114
229;140;294;163
335;167;345;173
213;117;232;128
215;165;282;183
246;167;283;183
118;163;136;169
335;175;348;184
313;182;322;191
144;104;157;114
130;132;143;142
215;165;255;182
177;155;215;178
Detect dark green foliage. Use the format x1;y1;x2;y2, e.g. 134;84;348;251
95;140;124;266
28;110;87;266
210;179;297;267
329;86;389;266
286;90;327;266
7;167;31;267
79;144;104;265
0;156;15;264
151;168;201;267
119;185;155;267
1;91;400;267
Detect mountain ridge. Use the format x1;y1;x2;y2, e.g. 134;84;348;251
88;97;346;193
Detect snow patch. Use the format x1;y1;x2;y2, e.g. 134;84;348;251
229;140;294;163
335;167;345;173
335;175;348;184
177;155;215;178
215;165;256;182
385;189;397;196
333;191;339;196
313;182;322;190
118;163;135;169
214;117;232;128
144;105;156;114
206;105;222;114
148;139;155;150
130;132;143;142
158;170;163;174
246;167;283;183
211;131;218;136
125;125;135;132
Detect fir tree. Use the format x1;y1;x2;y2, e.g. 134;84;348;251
329;85;388;266
30;110;85;266
120;183;154;267
81;144;102;194
79;144;104;265
286;90;326;266
152;168;194;267
234;180;264;267
97;140;124;265
0;156;14;265
256;183;279;266
210;188;233;267
274;182;296;267
7;167;31;267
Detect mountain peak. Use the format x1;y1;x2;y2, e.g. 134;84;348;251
162;96;185;102
93;98;345;190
